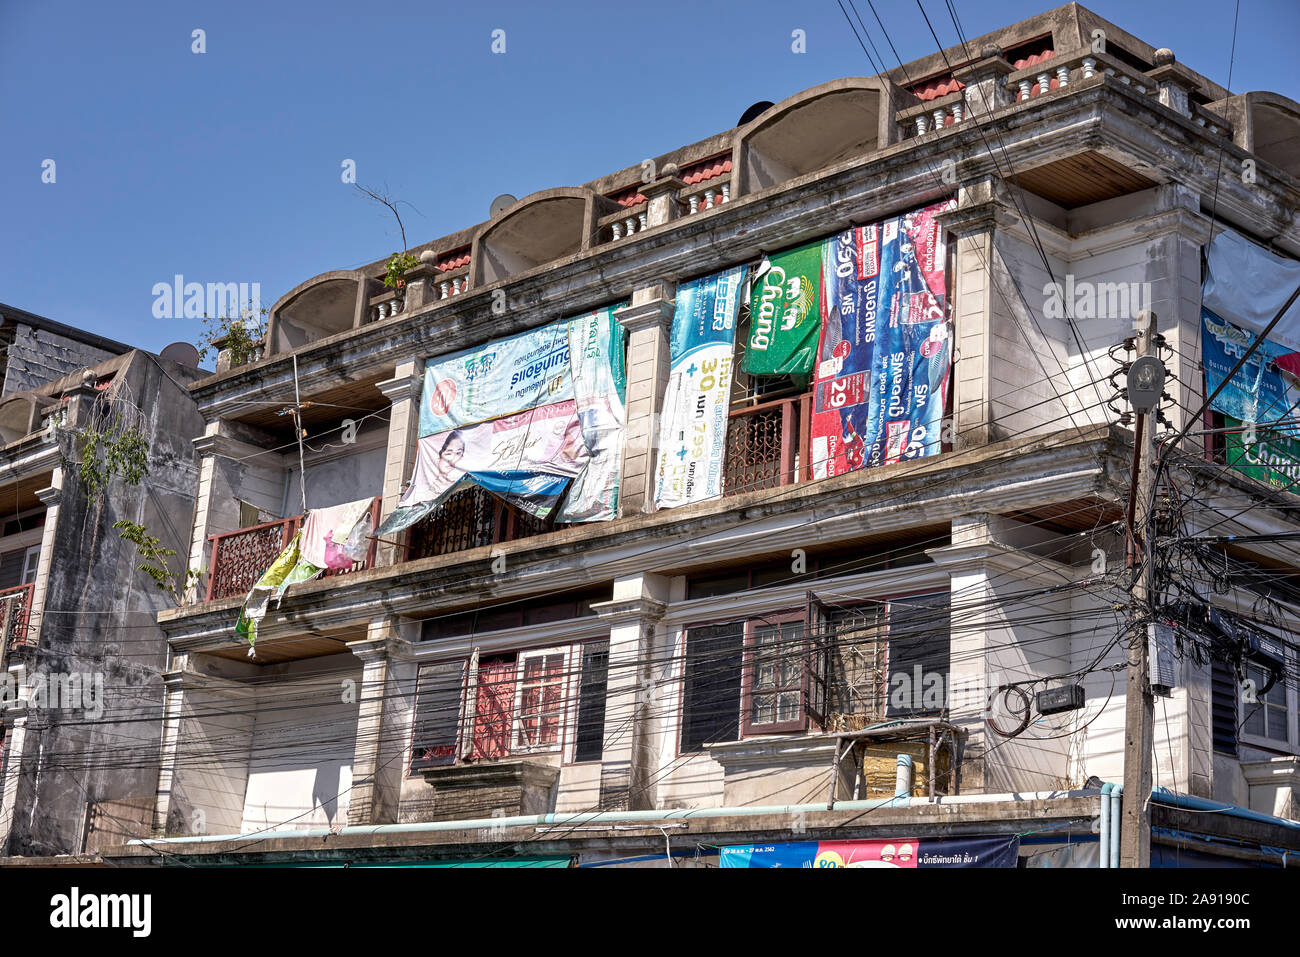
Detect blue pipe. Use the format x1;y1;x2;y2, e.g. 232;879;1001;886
1099;782;1114;868
1150;786;1300;831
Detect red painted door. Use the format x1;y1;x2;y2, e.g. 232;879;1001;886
472;656;516;760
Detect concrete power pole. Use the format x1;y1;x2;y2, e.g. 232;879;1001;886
1120;309;1161;868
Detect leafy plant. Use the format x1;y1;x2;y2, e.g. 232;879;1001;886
78;417;149;501
384;252;420;289
113;520;202;606
197;299;268;365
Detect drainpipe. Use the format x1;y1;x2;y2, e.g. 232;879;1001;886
895;754;914;799
1099;782;1114;868
1110;784;1123;868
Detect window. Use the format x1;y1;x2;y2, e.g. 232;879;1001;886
1241;662;1291;745
883;593;951;717
680;612;822;750
681;622;745;752
409;659;468;772
20;545;39;585
573;641;609;763
742;616;808;734
513;648;568;752
410;640;607;771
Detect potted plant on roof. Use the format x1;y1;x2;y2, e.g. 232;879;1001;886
384;251;420;290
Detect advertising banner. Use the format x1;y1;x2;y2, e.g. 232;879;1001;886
418;320;573;436
558;305;628;522
379;306;627;535
744;240;823;377
810;200;954;479
378;400;590;534
1202;307;1300;435
1224;416;1300;491
654;265;749;508
719;836;1018;868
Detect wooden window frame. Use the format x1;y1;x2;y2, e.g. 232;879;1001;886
740;612;810;736
511;646;570;754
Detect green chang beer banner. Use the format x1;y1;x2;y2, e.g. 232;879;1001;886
744;240;823;376
1225;416;1300;491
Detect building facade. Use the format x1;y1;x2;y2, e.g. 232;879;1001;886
10;3;1300;867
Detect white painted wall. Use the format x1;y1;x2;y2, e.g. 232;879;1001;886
238;657;362;833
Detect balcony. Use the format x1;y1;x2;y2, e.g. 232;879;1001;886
722;393;811;497
205;497;381;601
0;583;34;657
407;485;555;561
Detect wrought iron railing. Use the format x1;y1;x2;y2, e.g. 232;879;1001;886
723;393;811;496
205;497;381;602
407;485;555;561
0;583;35;657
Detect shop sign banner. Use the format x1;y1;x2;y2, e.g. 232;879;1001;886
719;836;1018;868
810;200;954;479
1202;307;1300;435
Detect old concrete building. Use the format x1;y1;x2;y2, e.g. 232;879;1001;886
0;346;207;856
23;2;1300;866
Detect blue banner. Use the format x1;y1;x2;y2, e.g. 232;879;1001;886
1201;307;1300;436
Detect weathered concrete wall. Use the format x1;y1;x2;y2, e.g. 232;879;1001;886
1;353;205;855
284;420;387;513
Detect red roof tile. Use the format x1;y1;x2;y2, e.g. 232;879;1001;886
911;76;965;101
436;249;471;272
1013;49;1055;70
681;155;732;186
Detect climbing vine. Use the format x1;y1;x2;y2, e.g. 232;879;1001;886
112;521;201;606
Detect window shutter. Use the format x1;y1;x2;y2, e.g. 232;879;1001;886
804;591;831;729
574;641;609;763
410;658;468;772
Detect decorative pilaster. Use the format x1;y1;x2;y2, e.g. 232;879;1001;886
614;286;675;515
592;573;670;810
376;360;425;566
346;620;412;826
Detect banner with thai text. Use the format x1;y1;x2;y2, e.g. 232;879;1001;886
719;836;1018;868
418;320;573;436
654;265;748;508
810;199;954;479
378;307;625;535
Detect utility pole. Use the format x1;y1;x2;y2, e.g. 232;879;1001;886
1121;308;1161;868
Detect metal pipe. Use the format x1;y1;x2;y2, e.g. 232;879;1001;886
895;754;914;799
1111;784;1123;867
129;789;1104;847
1099;781;1114;868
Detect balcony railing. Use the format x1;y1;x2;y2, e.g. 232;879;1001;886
722;393;811;497
407;484;555;561
0;583;34;657
205;497;381;602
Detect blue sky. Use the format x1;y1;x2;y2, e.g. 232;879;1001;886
2;0;1296;354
